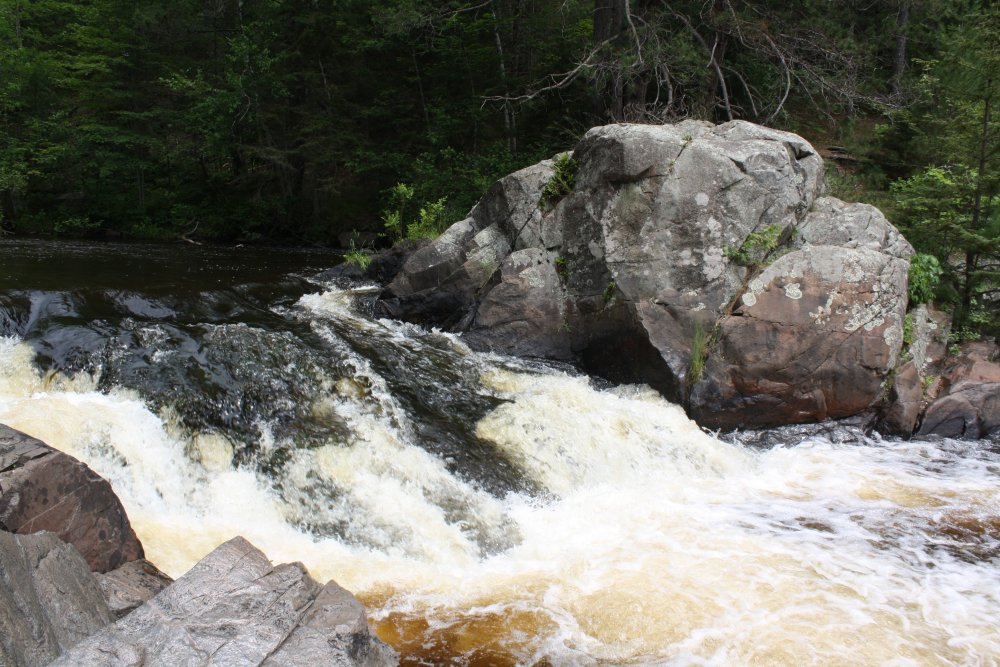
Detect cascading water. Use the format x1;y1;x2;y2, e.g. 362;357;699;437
1;239;998;666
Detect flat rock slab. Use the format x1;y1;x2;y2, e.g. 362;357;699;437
52;536;397;667
97;559;173;619
0;424;143;573
0;531;114;667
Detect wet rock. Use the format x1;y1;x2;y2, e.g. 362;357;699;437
878;361;924;436
0;424;144;573
96;559;173;619
722;417;872;449
52;536;397;667
318;239;426;288
0;531;114;667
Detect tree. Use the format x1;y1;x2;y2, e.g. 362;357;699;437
890;4;1000;335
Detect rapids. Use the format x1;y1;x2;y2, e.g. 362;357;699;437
1;239;998;666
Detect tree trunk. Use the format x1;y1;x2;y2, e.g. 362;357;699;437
891;2;909;98
490;1;517;154
593;0;626;43
702;0;732;121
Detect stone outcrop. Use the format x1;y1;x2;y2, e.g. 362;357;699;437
917;341;1000;439
52;536;397;667
0;531;114;667
378;120;922;429
0;424;144;573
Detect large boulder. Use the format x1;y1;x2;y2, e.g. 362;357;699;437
0;531;114;667
52;536;396;667
689;199;913;428
378;120;931;429
384;120;826;404
0;424;144;573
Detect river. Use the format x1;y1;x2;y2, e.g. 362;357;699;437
1;239;998;666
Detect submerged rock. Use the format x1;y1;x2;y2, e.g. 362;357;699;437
0;531;114;667
0;424;144;573
53;536;397;667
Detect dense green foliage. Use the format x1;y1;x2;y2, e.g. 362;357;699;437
908;253;944;304
1;0;998;333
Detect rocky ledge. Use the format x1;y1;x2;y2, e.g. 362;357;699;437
361;119;998;438
0;425;396;667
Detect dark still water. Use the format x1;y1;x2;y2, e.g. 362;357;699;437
1;239;998;666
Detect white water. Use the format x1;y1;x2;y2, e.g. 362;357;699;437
1;287;999;666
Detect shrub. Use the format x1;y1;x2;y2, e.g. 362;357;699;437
407;197;448;240
381;182;415;243
908;253;942;304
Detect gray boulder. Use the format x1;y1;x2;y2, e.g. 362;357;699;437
53;536;396;667
0;531;114;667
379;120;932;430
384;120;826;405
0;424;144;573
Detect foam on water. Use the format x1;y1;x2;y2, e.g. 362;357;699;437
1;285;998;665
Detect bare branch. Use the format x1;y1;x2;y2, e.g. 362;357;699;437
763;33;791;125
668;5;733;121
483;39;612;104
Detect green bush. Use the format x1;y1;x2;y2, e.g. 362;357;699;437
381;183;415;243
407;197;448;240
908;253;943;304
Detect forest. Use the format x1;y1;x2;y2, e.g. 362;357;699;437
0;0;998;335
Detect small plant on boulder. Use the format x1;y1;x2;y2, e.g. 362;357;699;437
344;240;373;270
540;153;577;209
724;224;783;269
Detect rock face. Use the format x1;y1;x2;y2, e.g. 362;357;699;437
381;120;917;428
917;341;1000;439
96;559;173;620
0;424;144;573
53;536;397;667
690;198;913;428
0;531;114;667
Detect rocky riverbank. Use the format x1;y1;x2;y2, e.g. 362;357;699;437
0;424;396;667
338;119;998;439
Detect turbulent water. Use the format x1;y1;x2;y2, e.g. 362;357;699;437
1;239;999;666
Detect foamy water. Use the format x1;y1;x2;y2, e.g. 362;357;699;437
1;286;998;666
